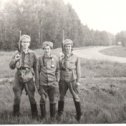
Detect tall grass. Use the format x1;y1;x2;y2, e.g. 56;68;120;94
1;77;126;123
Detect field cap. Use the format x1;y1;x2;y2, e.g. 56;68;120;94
42;41;53;49
20;34;31;42
63;39;73;46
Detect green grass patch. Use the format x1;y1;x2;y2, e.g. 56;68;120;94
100;46;126;58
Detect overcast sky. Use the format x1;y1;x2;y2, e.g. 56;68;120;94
64;0;126;34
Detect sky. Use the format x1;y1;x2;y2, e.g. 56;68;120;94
64;0;126;34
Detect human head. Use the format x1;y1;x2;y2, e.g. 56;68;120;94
42;41;53;56
62;39;73;55
20;34;31;50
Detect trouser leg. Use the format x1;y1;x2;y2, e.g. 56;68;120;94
13;76;23;116
68;80;80;102
27;80;38;118
58;80;68;115
39;86;47;119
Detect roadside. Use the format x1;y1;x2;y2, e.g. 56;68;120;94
74;46;126;63
100;46;126;58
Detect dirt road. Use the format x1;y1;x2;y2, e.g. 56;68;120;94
74;46;126;63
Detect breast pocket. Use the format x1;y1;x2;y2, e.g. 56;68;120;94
69;61;76;69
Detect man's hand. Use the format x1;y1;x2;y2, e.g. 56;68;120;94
38;88;48;98
14;54;21;62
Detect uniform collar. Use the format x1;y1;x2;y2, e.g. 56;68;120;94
43;54;53;59
64;52;73;58
22;49;30;54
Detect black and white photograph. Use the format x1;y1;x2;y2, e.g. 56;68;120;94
0;0;126;124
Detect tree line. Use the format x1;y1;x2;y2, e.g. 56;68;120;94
0;0;116;50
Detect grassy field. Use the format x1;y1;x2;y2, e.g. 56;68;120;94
1;47;126;123
100;46;126;58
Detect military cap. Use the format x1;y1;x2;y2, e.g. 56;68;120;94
42;41;53;49
20;34;31;42
63;39;73;46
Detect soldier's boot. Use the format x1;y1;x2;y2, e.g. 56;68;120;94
74;101;82;121
50;103;56;120
13;104;20;117
31;103;38;119
40;103;46;120
57;101;64;120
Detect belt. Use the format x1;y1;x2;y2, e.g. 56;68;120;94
61;68;75;72
17;66;30;70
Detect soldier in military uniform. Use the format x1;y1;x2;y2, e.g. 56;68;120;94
37;41;59;120
9;35;38;118
57;39;82;121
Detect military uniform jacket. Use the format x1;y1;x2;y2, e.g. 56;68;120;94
37;55;59;86
59;53;81;82
9;50;37;82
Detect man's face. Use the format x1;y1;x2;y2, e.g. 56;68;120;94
21;39;30;50
43;46;51;56
64;44;72;54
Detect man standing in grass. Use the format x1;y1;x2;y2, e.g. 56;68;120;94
9;35;38;118
57;39;82;121
37;41;59;120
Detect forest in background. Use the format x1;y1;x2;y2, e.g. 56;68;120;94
0;0;121;50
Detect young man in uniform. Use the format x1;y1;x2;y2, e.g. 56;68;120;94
57;39;82;121
9;35;38;118
37;41;59;120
